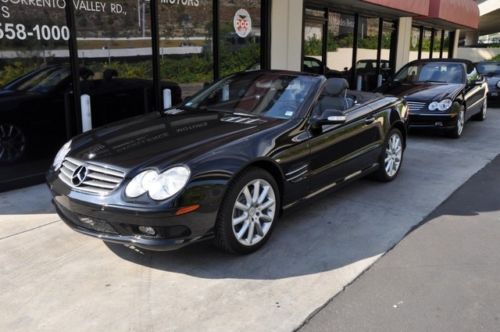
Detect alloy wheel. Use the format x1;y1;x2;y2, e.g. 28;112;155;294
384;133;403;178
231;179;276;246
457;109;465;136
0;124;26;163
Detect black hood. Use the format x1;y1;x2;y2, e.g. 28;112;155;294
68;110;286;170
377;82;464;102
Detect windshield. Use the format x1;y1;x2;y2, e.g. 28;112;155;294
476;62;500;75
183;72;317;119
14;67;70;93
394;62;465;84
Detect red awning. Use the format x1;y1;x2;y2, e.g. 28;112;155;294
427;0;480;29
361;0;430;17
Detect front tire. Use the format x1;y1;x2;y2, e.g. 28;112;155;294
214;168;280;254
447;106;465;139
372;128;404;182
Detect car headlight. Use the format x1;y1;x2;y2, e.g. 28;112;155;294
53;140;72;170
125;166;191;201
428;99;453;111
496;81;500;89
428;101;439;111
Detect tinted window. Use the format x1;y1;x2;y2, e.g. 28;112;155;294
476;63;500;75
394;62;465;84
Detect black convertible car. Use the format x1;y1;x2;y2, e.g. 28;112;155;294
47;71;408;254
377;59;488;138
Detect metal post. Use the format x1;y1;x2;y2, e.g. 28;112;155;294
64;0;82;134
150;0;162;113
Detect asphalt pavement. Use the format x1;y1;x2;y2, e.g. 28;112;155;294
1;109;500;331
300;151;500;331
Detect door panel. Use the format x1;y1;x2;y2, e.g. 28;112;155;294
307;105;384;193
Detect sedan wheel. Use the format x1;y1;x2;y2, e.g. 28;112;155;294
215;168;280;254
448;107;465;138
372;128;404;182
0;124;27;163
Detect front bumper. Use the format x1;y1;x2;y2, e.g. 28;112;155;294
52;196;215;251
408;112;457;130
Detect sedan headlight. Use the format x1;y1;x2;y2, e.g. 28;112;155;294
125;166;191;201
428;99;453;112
53;140;72;170
496;81;500;89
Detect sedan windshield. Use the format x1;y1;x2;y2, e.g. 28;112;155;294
394;62;465;84
183;72;317;119
476;62;500;76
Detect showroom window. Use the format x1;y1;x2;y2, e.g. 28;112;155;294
74;0;157;129
0;0;270;191
411;26;452;61
0;0;73;190
303;7;397;91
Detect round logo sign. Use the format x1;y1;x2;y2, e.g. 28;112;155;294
233;9;252;38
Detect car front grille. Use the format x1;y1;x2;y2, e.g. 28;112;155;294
58;157;125;196
406;101;427;113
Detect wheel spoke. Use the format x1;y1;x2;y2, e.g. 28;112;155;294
252;180;260;204
260;214;273;222
246;222;255;244
257;185;270;204
254;221;264;236
235;201;249;212
259;199;274;211
236;220;250;240
243;186;252;206
232;213;248;226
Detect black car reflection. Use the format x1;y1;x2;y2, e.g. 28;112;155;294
377;59;488;138
0;65;181;164
47;71;408;254
475;61;500;102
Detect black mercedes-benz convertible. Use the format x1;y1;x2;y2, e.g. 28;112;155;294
47;71;408;254
377;59;488;138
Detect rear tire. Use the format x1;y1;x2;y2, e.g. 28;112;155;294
372;128;404;182
214;168;280;254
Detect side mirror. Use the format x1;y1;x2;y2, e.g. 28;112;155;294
475;76;485;85
310;109;347;131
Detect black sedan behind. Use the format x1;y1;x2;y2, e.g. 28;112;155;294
377;59;488;138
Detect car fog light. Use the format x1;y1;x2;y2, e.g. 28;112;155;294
138;226;156;236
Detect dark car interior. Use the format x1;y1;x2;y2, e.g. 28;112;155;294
314;78;383;117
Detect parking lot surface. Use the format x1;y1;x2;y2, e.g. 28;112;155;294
1;109;500;332
300;153;500;332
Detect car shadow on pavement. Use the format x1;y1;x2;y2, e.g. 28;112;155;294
103;176;434;280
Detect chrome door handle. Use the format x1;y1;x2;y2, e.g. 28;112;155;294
365;117;375;124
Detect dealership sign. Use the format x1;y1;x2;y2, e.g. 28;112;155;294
233;8;251;38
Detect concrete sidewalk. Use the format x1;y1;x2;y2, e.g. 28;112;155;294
1;109;500;332
300;155;500;331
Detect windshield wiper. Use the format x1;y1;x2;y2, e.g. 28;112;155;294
421;80;445;84
233;111;258;118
